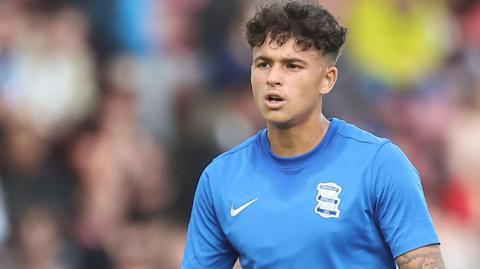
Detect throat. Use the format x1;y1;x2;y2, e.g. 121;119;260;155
267;117;330;157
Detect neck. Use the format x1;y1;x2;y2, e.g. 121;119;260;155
267;114;330;157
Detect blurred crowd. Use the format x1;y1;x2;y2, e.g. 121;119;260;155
0;0;479;268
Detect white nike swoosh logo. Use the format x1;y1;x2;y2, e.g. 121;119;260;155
230;198;258;217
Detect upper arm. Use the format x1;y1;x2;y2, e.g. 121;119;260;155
182;171;237;269
396;244;446;269
373;142;440;257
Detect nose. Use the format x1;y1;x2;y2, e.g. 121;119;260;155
266;65;283;87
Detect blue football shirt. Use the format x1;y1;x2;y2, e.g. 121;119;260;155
182;118;439;269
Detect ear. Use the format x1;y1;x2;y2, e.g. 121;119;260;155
319;66;338;95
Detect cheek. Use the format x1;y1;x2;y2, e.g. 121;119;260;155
289;76;320;105
296;73;321;96
251;73;263;97
251;70;262;85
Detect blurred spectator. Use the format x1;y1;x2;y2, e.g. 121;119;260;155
0;4;96;139
71;73;174;267
106;219;185;269
198;0;252;90
6;206;82;269
0;181;8;245
0;118;77;229
448;0;480;49
346;0;452;88
211;86;263;151
444;77;480;228
432;204;480;269
0;0;479;268
115;0;156;55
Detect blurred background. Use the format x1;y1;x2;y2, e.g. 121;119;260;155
0;0;479;268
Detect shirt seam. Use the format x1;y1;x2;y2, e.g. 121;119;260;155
336;131;387;145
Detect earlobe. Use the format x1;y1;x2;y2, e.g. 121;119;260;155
320;66;337;95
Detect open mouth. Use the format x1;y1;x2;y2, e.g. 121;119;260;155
264;93;286;109
266;94;284;103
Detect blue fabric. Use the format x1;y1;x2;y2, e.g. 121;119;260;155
116;0;153;54
182;118;439;269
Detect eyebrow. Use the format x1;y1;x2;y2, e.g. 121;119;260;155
254;56;308;65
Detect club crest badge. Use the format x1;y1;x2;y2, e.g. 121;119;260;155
315;182;342;219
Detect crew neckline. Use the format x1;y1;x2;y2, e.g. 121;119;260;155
259;118;341;169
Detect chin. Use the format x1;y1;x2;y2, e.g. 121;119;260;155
260;109;295;129
264;116;293;129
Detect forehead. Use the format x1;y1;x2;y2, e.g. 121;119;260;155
252;37;322;62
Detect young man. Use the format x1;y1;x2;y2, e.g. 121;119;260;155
182;1;445;268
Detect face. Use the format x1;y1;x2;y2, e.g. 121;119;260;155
251;37;337;129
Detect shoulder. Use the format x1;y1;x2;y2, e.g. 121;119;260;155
197;130;264;201
331;118;394;161
332;119;412;172
333;118;390;147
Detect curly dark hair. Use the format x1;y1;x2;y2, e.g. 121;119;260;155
245;1;347;60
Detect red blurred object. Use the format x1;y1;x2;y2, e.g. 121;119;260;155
458;3;480;47
442;179;472;225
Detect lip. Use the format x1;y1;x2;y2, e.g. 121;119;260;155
263;92;287;110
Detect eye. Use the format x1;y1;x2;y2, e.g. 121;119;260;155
287;63;302;70
256;62;270;69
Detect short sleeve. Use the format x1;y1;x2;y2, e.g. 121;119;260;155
181;170;237;269
372;142;440;258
